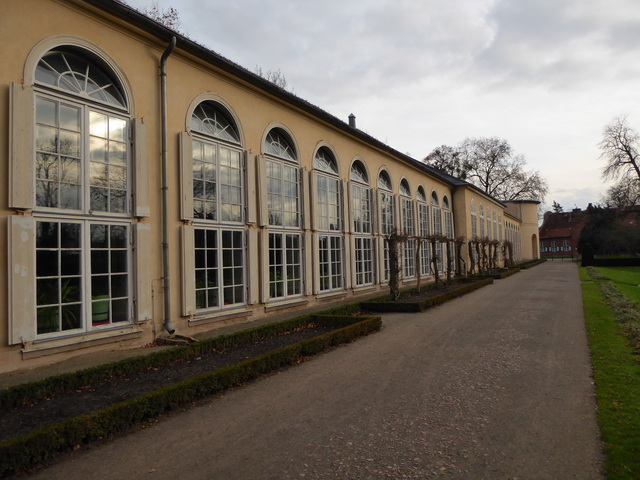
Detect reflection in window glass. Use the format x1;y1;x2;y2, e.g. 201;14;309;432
195;228;245;310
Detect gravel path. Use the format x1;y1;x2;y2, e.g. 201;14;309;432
25;261;604;480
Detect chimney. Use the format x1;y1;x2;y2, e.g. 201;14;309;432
348;113;356;128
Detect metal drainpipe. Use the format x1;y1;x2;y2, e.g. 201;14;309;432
161;36;176;334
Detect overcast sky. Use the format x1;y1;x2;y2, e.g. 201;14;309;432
123;0;640;211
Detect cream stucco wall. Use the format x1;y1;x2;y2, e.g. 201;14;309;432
0;0;536;373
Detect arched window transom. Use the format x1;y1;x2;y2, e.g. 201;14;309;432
350;161;369;184
265;129;297;162
191;101;240;144
36;48;127;108
314;147;338;174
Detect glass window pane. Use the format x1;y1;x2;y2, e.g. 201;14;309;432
61;251;81;276
109;117;126;142
92;275;110;297
92;301;109;325
111;274;128;298
36;125;58;153
37;222;58;248
36;97;57;126
37;306;59;334
60;104;80;131
90;112;108;137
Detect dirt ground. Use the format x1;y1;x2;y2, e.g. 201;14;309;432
21;261;604;480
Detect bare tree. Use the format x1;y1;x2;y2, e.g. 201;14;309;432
424;137;548;202
603;178;640;207
423;145;468;179
599;116;640;182
552;201;563;213
254;66;290;90
141;1;182;31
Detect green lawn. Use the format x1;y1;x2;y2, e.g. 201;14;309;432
595;266;640;306
582;266;640;479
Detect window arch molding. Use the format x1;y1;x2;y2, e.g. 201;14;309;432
349;157;370;185
377;167;394;191
399;178;412;197
313;143;340;176
185;93;245;146
261;122;299;162
25;35;134;114
431;190;440;206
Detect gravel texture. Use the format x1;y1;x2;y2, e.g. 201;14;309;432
24;261;604;480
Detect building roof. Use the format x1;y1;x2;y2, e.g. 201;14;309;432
85;0;508;204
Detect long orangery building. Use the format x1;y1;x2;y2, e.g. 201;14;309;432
0;0;540;373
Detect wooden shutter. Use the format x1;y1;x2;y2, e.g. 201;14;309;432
256;155;268;227
179;132;193;221
259;229;270;303
370;187;377;235
301;167;310;230
133;118;150;218
303;232;313;296
341;179;350;234
350;236;358;288
134;222;152;322
245;152;257;224
9;82;35;210
310;171;319;231
180;225;195;316
246;228;260;304
8;215;36;344
312;232;321;294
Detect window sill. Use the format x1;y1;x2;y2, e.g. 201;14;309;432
352;285;377;295
189;308;253;327
264;297;309;313
316;290;348;302
22;326;143;360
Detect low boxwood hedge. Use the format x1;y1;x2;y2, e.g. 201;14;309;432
360;277;493;313
489;268;521;279
0;313;380;478
516;258;547;269
0;303;363;411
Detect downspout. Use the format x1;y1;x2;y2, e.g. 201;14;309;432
161;36;177;334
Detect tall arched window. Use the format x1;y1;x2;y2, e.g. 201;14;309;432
264;128;302;299
479;204;485;238
351;161;374;287
32;46;132;336
492;211;497;240
400;179;415;278
443;196;453;239
431;192;442;273
471;199;478;239
378;170;395;281
190;101;245;311
417;187;430;276
314;147;343;292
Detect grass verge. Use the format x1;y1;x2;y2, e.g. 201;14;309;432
581;266;640;479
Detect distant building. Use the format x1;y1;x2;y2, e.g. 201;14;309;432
539;208;589;258
539;204;640;258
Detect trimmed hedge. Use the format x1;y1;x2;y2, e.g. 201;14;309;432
0;303;362;411
590;257;640;267
516;258;547;269
489;268;521;279
0;314;380;478
360;277;494;313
